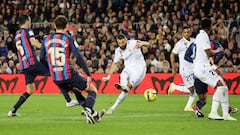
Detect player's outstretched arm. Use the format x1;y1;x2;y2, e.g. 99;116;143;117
170;52;177;77
136;41;150;48
71;41;91;77
102;62;119;82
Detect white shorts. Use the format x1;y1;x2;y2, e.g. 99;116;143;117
180;71;194;88
194;64;223;88
120;65;146;88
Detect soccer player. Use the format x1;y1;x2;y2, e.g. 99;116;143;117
102;33;150;114
40;15;104;124
193;78;238;118
193;18;236;120
7;15;78;117
168;26;197;111
7;15;51;117
185;31;238;117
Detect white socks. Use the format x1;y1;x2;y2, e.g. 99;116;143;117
219;86;229;117
211;86;229;117
185;91;197;108
173;84;191;93
111;91;128;110
172;84;196;108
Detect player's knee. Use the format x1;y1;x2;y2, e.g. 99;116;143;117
26;84;34;95
86;84;98;93
26;89;34;95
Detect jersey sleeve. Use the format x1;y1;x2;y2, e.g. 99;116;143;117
113;48;121;63
28;30;35;38
70;39;91;76
172;42;180;54
201;34;211;50
39;40;49;70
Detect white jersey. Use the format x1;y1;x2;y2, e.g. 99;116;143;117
193;30;222;88
114;40;146;88
114;40;146;68
193;30;211;68
172;37;194;73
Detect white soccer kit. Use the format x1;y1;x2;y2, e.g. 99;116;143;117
114;40;146;87
193;30;223;88
172;37;195;87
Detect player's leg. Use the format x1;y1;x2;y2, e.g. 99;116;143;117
198;68;236;120
106;70;130;114
107;67;146;114
72;72;105;124
83;83;106;124
183;86;197;111
8;69;36;117
37;62;79;107
195;67;223;120
194;78;208;110
72;88;86;107
192;78;208;117
215;79;236;120
168;72;193;95
172;73;197;111
168;83;191;95
114;69;131;92
59;87;79;107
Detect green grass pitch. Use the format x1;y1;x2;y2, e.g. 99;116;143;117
0;94;239;135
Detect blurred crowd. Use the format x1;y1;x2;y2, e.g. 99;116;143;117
0;0;240;74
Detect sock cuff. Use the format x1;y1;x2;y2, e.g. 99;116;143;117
23;92;30;98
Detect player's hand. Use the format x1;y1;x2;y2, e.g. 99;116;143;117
102;75;111;82
86;76;92;89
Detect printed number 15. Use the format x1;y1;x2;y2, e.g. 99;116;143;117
48;47;65;67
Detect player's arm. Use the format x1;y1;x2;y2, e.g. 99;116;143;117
71;41;91;77
136;40;150;48
28;30;42;49
205;46;224;57
102;61;120;81
170;52;177;77
30;37;41;48
39;42;49;70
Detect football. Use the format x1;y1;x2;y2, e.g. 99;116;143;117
144;89;157;101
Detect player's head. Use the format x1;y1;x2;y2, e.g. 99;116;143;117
116;33;127;50
54;15;68;30
18;15;31;28
201;18;212;30
182;25;191;40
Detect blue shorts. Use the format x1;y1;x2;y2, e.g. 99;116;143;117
194;78;208;94
23;62;50;84
54;69;87;92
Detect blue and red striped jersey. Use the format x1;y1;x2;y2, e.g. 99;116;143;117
15;28;38;70
41;33;91;81
42;33;72;81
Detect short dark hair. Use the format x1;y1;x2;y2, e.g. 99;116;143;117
18;15;29;26
117;33;126;40
54;15;68;30
201;18;211;30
